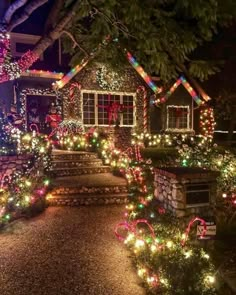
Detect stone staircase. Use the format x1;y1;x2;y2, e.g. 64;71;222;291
47;150;128;206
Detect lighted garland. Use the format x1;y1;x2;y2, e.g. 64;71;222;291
96;65;123;91
154;76;204;106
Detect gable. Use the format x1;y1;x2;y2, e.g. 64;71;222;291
69;62;148;93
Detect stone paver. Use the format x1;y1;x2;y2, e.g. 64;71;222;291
53;173;127;187
0;206;145;295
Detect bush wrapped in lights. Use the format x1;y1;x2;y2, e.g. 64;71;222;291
0;112;17;155
114;154;217;294
0;164;50;226
0;124;52;226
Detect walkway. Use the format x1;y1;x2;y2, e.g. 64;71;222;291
0;206;145;295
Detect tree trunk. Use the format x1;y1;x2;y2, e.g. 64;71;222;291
7;0;48;32
3;0;28;24
33;8;76;57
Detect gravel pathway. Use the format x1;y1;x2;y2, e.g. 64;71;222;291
0;206;145;295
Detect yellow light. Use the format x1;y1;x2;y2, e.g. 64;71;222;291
26;180;31;187
124;233;135;244
203;253;210;259
147;276;155;283
40;147;45;153
135;239;145;248
206;275;215;284
25;195;30;202
46;194;53;200
166;241;173;248
138;268;146;277
150;244;157;252
184;250;192;258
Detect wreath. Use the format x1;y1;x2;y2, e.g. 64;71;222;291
96;66;123;91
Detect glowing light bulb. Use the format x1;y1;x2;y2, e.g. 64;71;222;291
135;239;145;248
166;241;173;248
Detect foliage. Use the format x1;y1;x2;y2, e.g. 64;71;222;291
214;90;236;121
176;135;236;226
0;111;17;155
62;0;236;82
0;128;52;226
114;151;217;294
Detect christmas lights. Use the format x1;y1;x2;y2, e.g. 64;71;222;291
126;51;162;94
96;66;123;91
19;88;63;130
154;76;204;106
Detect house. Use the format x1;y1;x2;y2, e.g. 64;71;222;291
50;51;213;148
0;32;213;145
0;32;68;132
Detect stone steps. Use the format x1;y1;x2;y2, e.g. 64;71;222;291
50;149;110;177
47;194;128;206
52;149;98;161
51;159;103;169
51;166;111;177
52;185;128;195
48;155;128;206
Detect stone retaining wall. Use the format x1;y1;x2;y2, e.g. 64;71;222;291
154;167;219;218
0;154;33;179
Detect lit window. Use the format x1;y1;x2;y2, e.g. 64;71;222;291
167;105;190;130
82;91;135;127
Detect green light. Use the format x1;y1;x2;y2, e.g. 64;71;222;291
44;179;50;186
138;204;144;209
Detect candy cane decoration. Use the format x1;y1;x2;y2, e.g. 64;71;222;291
30;123;39;135
115;219;156;242
114;221;134;241
181;217;207;247
69;82;81;102
137;86;148;133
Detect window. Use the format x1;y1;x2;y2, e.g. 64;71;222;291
167;105;190;130
186;183;210;207
10;32;43;60
82;91;135;126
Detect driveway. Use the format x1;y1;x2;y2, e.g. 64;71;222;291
0;206;145;295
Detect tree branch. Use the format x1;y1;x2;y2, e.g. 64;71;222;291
7;0;49;32
61;30;89;56
44;0;64;33
3;0;29;24
32;3;78;57
0;0;80;83
90;7;135;38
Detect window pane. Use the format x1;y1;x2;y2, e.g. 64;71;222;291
123;95;134;125
83;93;95;124
167;106;189;129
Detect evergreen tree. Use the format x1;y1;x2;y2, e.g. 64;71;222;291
0;111;16;155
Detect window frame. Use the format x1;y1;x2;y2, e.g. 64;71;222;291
166;105;191;131
81;90;136;127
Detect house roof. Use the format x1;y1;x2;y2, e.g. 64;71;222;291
52;44;211;107
53;49;162;93
154;75;211;106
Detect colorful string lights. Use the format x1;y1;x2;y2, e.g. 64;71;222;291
126;51;162;94
155;76;205;106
